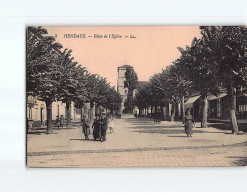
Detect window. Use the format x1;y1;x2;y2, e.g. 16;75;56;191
239;104;247;112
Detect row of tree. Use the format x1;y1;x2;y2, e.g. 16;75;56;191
134;26;247;134
27;26;122;134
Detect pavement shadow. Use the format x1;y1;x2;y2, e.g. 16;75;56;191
27;132;59;135
123;118;151;122
133;129;210;134
27;131;46;135
31;126;77;131
124;117;235;135
227;156;247;166
70;139;96;142
133;125;184;129
208;123;247;132
27;129;60;135
168;136;218;143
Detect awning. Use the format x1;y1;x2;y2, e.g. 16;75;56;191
185;95;201;105
207;93;227;101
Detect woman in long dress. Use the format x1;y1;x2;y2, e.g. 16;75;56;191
92;115;101;141
185;111;194;137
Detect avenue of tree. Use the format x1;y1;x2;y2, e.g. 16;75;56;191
134;26;247;134
27;26;122;134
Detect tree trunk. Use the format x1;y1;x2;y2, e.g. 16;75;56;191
90;102;96;121
66;101;72;128
230;108;239;134
160;106;164;119
228;88;239;134
80;108;83;121
45;100;53;134
171;104;175;122
182;96;185;124
201;95;208;128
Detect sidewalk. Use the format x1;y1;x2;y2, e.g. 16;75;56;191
27;114;247;155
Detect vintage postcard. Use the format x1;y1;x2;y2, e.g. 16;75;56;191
26;26;247;167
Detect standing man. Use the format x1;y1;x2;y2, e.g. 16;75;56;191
81;114;90;140
60;115;64;127
56;116;60;128
100;112;108;142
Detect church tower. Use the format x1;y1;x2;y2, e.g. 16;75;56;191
117;65;131;114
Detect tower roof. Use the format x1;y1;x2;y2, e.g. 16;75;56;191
118;65;133;69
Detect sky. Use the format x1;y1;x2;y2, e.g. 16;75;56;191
46;26;202;88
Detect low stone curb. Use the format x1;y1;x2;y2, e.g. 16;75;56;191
27;141;247;157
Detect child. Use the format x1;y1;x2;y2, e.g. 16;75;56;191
108;116;114;133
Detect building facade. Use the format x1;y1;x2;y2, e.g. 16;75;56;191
184;93;247;120
27;96;81;127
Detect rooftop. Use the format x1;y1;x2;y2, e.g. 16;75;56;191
118;65;133;69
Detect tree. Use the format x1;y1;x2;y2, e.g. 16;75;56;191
124;66;138;113
178;37;221;128
27;26;63;134
160;64;193;122
85;74;105;118
134;84;150;112
57;49;86;128
82;73;121;118
74;69;89;119
149;73;169;118
167;62;193;123
105;87;122;114
201;26;247;133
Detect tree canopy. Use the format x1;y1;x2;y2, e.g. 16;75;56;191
27;26;122;133
134;26;247;132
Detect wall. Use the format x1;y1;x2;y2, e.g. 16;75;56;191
26;96;80;122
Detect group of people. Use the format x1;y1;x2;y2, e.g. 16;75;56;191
81;112;114;142
81;110;194;141
55;115;64;128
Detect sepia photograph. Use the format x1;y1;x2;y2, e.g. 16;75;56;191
26;26;247;168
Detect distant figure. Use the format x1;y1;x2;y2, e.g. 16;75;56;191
133;109;138;118
92;115;101;141
185;111;195;137
154;113;161;124
108;116;114;133
56;116;60;128
100;112;108;142
60;115;64;127
81;114;90;140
